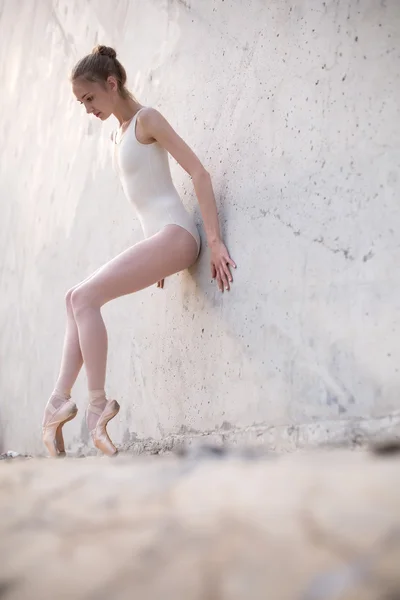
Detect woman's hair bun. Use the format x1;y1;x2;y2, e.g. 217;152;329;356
92;45;117;60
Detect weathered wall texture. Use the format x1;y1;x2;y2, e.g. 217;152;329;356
0;0;399;455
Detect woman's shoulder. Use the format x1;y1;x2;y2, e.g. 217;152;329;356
137;107;171;133
109;108;162;143
136;106;159;122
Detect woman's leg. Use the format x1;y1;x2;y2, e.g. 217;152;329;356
43;269;100;445
53;288;83;397
70;225;198;434
53;268;101;396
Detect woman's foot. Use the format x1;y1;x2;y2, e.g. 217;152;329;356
87;391;120;456
42;394;78;457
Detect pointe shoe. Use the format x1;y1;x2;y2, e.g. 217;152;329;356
42;400;78;457
88;399;120;456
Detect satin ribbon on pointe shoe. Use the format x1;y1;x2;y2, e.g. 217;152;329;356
87;399;120;456
42;400;78;457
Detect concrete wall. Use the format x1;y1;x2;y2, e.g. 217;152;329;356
0;0;399;455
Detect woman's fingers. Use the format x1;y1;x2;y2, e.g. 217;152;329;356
211;262;220;290
217;264;229;291
222;260;233;283
211;253;237;292
227;256;237;269
216;270;224;292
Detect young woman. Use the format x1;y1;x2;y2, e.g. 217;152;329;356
42;45;236;457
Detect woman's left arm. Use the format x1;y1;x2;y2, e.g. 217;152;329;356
141;108;236;292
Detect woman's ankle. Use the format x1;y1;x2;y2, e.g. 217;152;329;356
88;389;107;406
43;389;72;426
52;387;72;400
87;389;107;432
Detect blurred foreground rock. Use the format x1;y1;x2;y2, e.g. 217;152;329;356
0;449;400;600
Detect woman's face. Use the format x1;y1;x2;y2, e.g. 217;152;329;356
72;77;117;121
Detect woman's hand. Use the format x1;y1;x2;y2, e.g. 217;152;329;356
156;279;164;289
210;240;236;292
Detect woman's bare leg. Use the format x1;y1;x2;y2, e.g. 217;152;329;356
70;225;198;432
43;269;100;428
53;289;83;397
54;268;101;396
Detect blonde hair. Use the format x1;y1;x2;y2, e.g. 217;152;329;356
71;45;135;100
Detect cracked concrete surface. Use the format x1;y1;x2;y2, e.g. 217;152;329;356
0;449;400;599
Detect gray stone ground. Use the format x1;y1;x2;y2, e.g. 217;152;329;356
0;446;400;600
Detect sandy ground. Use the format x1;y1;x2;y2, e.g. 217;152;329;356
0;446;400;600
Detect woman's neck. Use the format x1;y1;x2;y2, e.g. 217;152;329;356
113;96;143;126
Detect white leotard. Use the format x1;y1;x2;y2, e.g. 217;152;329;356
113;108;200;253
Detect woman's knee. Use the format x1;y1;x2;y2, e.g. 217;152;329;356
70;287;87;317
70;285;100;317
65;288;76;313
